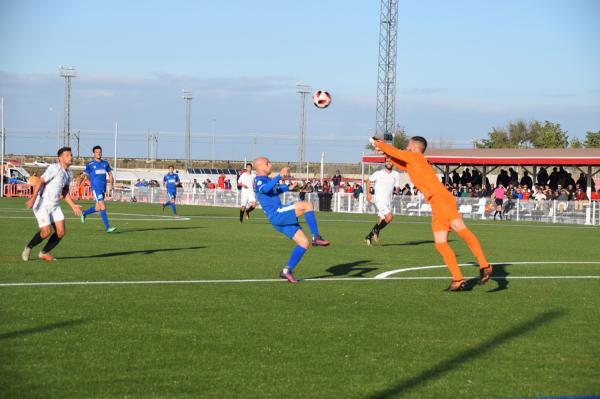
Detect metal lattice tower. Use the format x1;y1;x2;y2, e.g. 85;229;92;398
376;0;398;142
59;66;76;147
296;83;311;173
182;90;193;170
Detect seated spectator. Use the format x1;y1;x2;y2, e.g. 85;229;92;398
352;183;363;199
556;189;570;213
321;180;332;193
591;189;600;201
224;179;232;190
574;188;588;211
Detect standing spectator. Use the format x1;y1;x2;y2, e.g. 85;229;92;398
224;179;232;190
520;171;533;189
576;173;588;191
549;167;559;189
332;170;342;192
321;180;332;193
508;168;519;186
537;167;549;186
217;172;226;189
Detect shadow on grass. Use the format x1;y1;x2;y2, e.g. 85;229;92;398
115;226;206;234
309;260;377;279
0;319;87;340
487;263;510;292
382;240;455;247
367;309;566;399
59;246;205;259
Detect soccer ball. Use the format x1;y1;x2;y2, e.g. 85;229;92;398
312;90;331;109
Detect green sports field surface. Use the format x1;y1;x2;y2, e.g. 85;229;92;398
1;198;599;398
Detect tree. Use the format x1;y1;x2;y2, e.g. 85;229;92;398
529;120;569;148
584;130;600;148
365;124;409;150
474;119;531;148
570;138;584;148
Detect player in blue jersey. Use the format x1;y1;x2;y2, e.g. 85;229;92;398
253;156;330;284
80;145;117;233
162;165;180;215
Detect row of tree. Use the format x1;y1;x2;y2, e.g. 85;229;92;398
368;121;600;149
473;120;599;149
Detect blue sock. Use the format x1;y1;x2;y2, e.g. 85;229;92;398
286;246;307;271
100;210;110;230
83;207;96;217
171;204;177;214
304;210;320;238
164;200;171;207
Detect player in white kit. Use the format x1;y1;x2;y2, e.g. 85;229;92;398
238;163;257;223
364;156;401;245
22;147;82;262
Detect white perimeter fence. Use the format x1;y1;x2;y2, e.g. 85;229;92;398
111;186;600;226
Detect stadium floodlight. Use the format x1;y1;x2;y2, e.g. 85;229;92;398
296;83;311;173
59;66;76;147
182;90;193;170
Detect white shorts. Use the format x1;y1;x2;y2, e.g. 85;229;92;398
33;204;65;228
375;200;392;219
241;191;256;208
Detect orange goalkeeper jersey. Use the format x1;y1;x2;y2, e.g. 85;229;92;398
374;140;446;201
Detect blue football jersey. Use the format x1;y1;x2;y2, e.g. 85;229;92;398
84;159;112;190
164;173;180;192
254;174;290;219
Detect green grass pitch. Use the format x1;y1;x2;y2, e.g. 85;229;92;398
1;198;599;398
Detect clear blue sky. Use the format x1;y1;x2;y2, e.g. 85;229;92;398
1;0;599;162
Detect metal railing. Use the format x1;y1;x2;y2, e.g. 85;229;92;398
108;185;600;226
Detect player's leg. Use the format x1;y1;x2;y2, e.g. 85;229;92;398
93;194;115;232
240;205;246;222
365;216;382;245
81;190;100;222
374;210;393;241
22;220;52;261
280;229;310;284
245;201;256;219
294;201;329;246
170;194;177;214
433;229;466;291
162;193;171;212
40;220;65;259
451;217;493;284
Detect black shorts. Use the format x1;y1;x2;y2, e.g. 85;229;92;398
495;198;504;206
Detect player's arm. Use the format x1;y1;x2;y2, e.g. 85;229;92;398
365;178;372;202
257;175;282;193
62;185;82;216
25;177;46;208
371;138;416;165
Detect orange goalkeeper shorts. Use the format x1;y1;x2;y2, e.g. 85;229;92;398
429;191;461;232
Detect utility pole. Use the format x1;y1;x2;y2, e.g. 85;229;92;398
59;66;76;147
1;96;4;198
375;0;398;142
182;90;193;170
296;83;311;173
74;130;80;159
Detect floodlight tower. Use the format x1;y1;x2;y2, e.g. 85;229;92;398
296;83;311;173
59;66;76;147
376;0;398;142
182;90;193;170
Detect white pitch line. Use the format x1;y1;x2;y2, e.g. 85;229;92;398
373;261;600;279
1;275;599;288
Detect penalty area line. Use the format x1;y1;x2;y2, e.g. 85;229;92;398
1;275;599;288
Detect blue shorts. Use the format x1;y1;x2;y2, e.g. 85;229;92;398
269;204;301;239
92;188;105;202
168;191;177;200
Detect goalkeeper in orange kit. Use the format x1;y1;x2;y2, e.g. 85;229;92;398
370;136;493;291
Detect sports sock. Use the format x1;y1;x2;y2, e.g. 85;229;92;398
41;233;62;254
304;210;320;238
246;206;255;214
27;232;44;249
100;210;110;230
367;222;380;238
286;245;307;271
240;209;245;222
83;207;96;217
377;219;389;231
171;203;177;214
434;242;464;281
455;227;489;269
164;200;171;207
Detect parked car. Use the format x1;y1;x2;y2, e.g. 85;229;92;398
32;160;51;167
